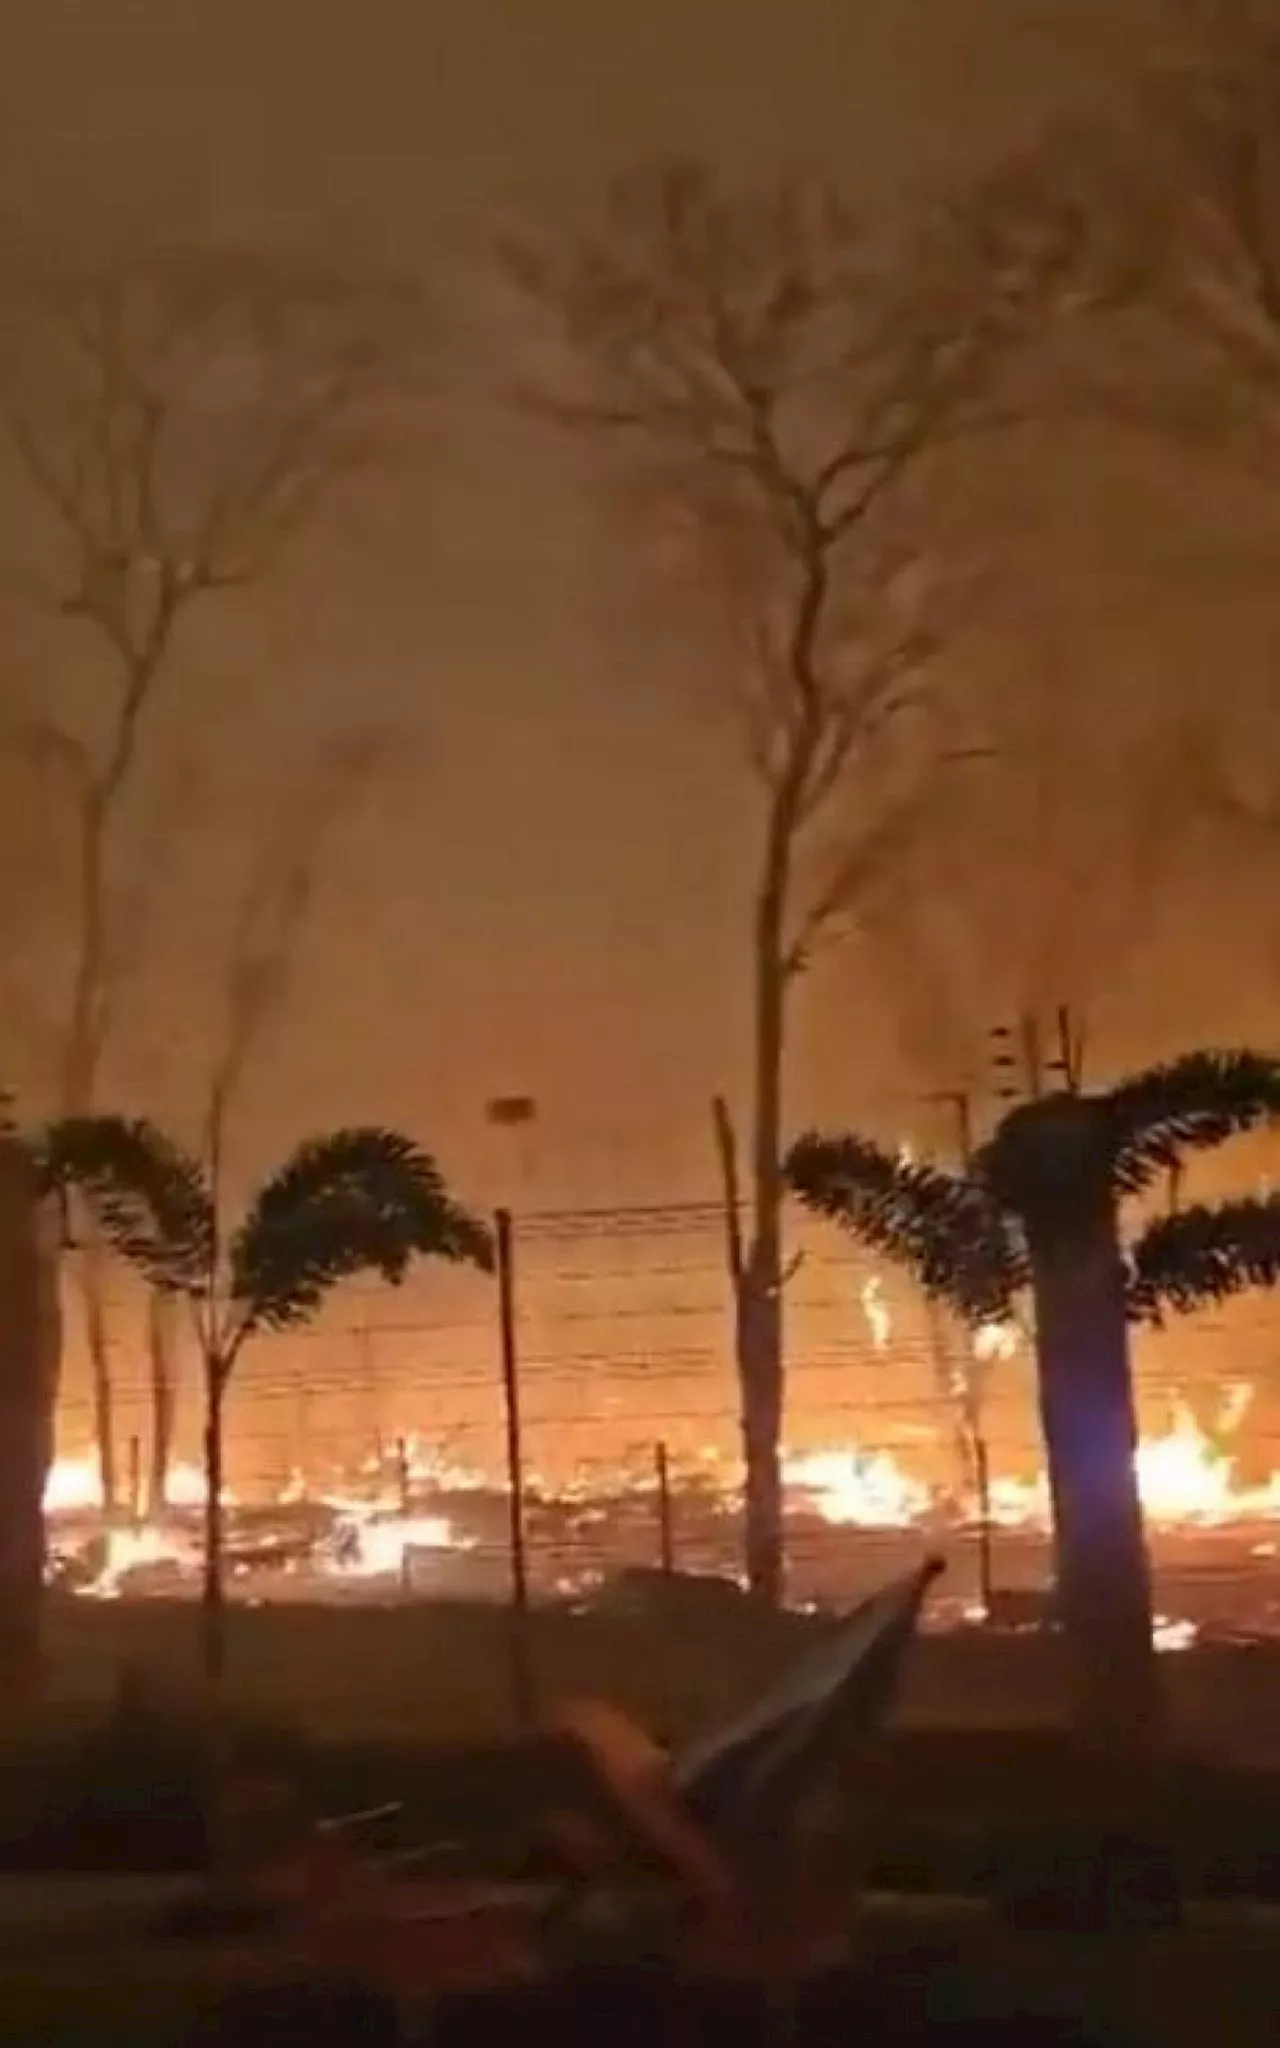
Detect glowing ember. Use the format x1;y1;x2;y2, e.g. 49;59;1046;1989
972;1321;1018;1364
860;1277;892;1351
1135;1405;1236;1524
79;1524;195;1600
357;1437;488;1493
329;1511;469;1577
783;1447;932;1527
163;1462;223;1509
1153;1615;1199;1654
43;1457;105;1514
986;1476;1045;1527
43;1456;232;1515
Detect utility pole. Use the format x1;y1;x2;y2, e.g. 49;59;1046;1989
989;1004;1087;1105
484;1097;538;1727
1050;1002;1087;1094
925;1081;1004;1620
654;1440;675;1576
989;1023;1025;1105
495;1206;534;1727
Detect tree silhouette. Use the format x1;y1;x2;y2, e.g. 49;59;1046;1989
40;1116;490;1680
501;159;1062;1601
787;1049;1280;1744
0;245;423;1517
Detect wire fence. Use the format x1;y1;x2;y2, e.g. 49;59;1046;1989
46;1196;1280;1616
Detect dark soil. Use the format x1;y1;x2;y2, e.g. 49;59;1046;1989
4;1719;1280;1909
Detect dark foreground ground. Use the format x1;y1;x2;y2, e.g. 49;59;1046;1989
9;1603;1280;1881
28;1593;1280;1754
5;1601;1280;2042
3;1901;1280;2046
10;1597;1280;1884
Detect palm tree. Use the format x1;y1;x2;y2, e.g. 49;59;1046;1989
0;1129;62;1698
39;1116;492;1679
786;1050;1280;1748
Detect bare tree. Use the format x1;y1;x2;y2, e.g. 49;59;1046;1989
145;731;397;1516
1110;0;1280;463
0;245;423;1514
1140;2;1280;968
984;1;1280;480
502;162;1053;1599
864;646;1195;1097
964;3;1280;1012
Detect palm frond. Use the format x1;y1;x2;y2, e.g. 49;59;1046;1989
1106;1049;1280;1198
230;1126;492;1337
786;1129;1023;1324
1127;1194;1280;1323
36;1114;213;1294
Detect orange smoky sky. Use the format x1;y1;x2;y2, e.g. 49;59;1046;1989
3;0;1280;1475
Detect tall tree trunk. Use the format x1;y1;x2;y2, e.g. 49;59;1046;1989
1032;1232;1158;1744
79;1242;117;1517
201;1368;227;1685
147;1287;176;1519
0;1140;62;1699
737;1261;784;1601
64;790;118;1519
1007;1099;1159;1748
737;852;789;1606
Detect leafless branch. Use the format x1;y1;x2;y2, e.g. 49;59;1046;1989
782;784;932;979
990;4;1280;478
205;730;393;1168
501;160;1039;1594
0;243;425;1506
0;244;425;1110
500;159;1045;780
503;152;1044;1048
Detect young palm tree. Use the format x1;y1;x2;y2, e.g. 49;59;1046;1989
786;1049;1280;1747
38;1116;492;1679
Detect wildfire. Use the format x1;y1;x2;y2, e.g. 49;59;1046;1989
782;1447;933;1528
38;1256;1280;1625
327;1510;471;1577
860;1277;892;1351
43;1446;474;1596
88;1524;198;1599
47;1388;1280;1555
973;1321;1019;1364
783;1394;1279;1533
43;1456;231;1516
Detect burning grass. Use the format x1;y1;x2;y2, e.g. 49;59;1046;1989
39;1385;1280;1623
